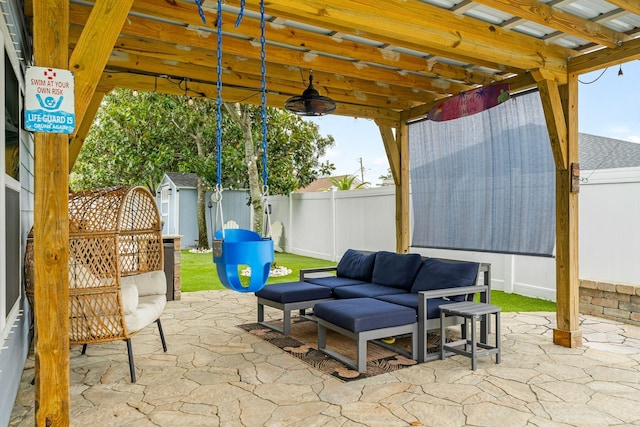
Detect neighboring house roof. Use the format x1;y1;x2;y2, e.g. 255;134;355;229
297;175;364;192
579;133;640;170
165;172;198;188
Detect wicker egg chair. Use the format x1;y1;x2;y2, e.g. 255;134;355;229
25;186;168;382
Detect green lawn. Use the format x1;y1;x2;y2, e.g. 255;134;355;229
180;250;556;312
180;250;336;292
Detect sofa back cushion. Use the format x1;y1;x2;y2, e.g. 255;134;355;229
410;258;479;300
371;251;423;290
336;249;377;282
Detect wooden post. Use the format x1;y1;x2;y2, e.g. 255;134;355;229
533;70;582;348
396;121;410;253
554;74;582;347
377;121;410;253
32;1;70;425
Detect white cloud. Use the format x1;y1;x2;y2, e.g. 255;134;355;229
373;156;390;166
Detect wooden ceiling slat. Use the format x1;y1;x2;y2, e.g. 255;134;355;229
230;0;571;78
68;26;446;106
474;0;628;48
127;0;505;86
103;50;419;110
69;3;476;96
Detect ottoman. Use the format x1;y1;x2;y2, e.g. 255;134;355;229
313;298;418;372
255;281;333;335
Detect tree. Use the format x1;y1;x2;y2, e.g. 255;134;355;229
224;102;265;234
328;175;369;190
72;88;335;245
378;168;395;186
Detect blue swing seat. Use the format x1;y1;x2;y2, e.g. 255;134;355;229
213;228;274;293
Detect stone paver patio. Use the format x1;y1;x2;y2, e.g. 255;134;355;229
10;290;640;426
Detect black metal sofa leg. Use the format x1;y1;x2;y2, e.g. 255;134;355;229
125;338;136;383
81;344;88;355
156;319;167;352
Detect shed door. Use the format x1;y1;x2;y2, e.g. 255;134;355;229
161;185;170;234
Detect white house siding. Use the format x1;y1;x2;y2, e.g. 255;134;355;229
0;3;34;424
579;167;640;285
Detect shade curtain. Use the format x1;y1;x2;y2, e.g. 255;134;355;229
409;90;556;256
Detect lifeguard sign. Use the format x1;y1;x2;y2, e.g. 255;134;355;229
24;66;75;134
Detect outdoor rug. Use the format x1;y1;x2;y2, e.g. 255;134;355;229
238;317;445;382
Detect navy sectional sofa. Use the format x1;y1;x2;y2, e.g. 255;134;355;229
255;249;491;363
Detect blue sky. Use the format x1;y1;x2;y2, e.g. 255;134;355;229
305;60;640;186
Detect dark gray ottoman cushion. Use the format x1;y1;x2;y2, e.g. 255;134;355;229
314;297;416;333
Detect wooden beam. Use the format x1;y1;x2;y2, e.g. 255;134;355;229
69;0;134;129
32;0;70;425
531;69;568;170
85;26;442;103
232;0;570;79
606;0;640;16
377;120;410;253
97;72;403;122
553;74;582;348
68;4;475;97
102;49;422;110
474;0;627;48
376;122;399;184
127;0;506;87
69;90;107;171
568;36;640;75
101;50;419;110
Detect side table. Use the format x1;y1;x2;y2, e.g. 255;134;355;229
440;301;501;370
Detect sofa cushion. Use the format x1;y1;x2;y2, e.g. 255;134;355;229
371;251;423;290
255;281;332;303
376;294;455;319
336;249;376;282
313;298;416;333
333;283;407;299
410;258;479;301
304;276;367;289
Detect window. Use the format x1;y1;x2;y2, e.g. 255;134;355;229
5;187;19;314
4;52;19;181
2;43;22;327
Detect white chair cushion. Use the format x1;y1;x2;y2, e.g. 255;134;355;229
132;270;167;297
120;282;139;315
124;294;166;333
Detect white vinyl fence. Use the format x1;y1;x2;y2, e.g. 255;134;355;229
269;168;640;302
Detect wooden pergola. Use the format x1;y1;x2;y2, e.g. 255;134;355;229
28;0;640;424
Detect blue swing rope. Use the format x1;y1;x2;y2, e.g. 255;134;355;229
211;0;225;240
259;0;272;238
208;0;274;293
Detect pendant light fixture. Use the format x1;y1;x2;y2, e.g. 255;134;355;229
285;71;336;116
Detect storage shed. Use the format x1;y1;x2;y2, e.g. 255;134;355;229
156;172;251;247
